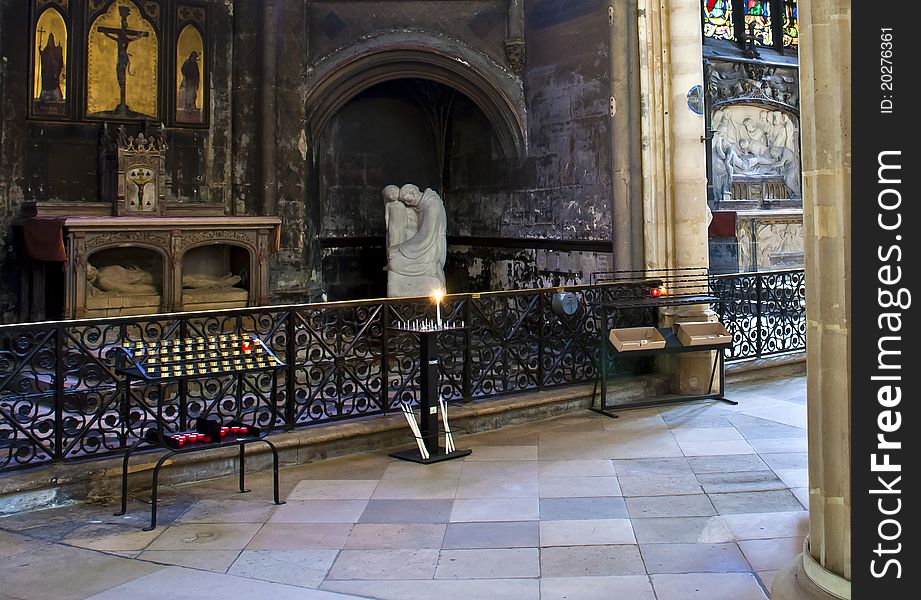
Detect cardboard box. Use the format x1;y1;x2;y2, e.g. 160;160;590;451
676;321;732;346
608;327;666;352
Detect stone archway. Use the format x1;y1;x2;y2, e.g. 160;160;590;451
303;33;527;162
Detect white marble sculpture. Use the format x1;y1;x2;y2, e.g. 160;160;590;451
384;184;447;297
711;106;801;199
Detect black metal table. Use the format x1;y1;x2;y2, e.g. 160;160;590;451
591;270;736;417
593;326;734;418
113;335;286;530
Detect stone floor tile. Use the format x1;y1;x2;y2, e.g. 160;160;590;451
709;490;805;515
465;445;538;461
687;454;770;474
435;548;539;579
382;460;464;479
773;468;809;488
450;498;540;522
696;471;787;494
618;475;702;497
757;569;780;590
671;427;745;442
268;499;369;523
538;431;684;460
631;517;733;544
442;521;538;549
228;549;339;587
61;524;164;552
747;437;808;454
651;573;768;600
538;459;616;477
370;477;459;500
461;460;539;478
343;523;446;549
792;487;809;508
678;439;755;456
611;457;694;477
539;476;622;498
0;530;49;558
146;523;262;551
739;537;804;571
455;475;539;499
539;545;646;577
1;544;164;600
760;452;808;470
246;523;352;549
359;499;454;523
539;497;629;520
625;494;716;518
722;511;809;541
294;454;392;481
322;578;540;600
540;519;635;546
84;566;361;600
540;575;656;600
177;499;278;524
728;415;807;440
328;549;439;580
287;480;379;501
641;543;751;573
137;549;241;572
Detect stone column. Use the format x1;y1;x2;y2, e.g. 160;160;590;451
771;2;852;599
637;0;713;394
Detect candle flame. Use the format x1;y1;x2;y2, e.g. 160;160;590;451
432;289;445;303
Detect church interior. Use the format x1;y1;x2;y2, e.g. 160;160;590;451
0;2;851;600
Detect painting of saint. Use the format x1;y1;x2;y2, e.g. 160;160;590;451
87;0;159;119
175;23;204;124
32;7;68;116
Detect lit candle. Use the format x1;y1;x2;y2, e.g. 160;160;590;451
433;289;444;328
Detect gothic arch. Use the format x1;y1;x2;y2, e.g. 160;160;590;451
304;33;527;162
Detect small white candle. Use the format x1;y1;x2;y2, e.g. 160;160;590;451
433;289;444;328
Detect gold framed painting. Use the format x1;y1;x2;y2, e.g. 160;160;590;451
31;0;71;118
85;0;160;120
174;3;208;127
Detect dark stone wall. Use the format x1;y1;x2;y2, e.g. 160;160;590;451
0;0;627;318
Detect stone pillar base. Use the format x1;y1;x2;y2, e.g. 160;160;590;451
659;306;718;395
772;558;838;600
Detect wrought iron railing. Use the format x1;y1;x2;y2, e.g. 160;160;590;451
712;269;807;361
0;271;804;472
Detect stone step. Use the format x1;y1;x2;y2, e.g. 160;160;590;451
0;375;668;515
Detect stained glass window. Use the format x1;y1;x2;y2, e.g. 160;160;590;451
703;0;735;41
744;0;773;46
783;0;799;47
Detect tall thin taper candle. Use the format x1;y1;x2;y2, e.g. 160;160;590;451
433;289;444;328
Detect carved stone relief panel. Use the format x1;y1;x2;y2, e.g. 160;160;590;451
711;105;801;201
707;60;799;109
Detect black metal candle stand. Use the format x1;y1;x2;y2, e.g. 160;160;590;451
112;335;287;530
388;322;471;464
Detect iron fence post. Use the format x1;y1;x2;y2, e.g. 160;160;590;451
54;324;64;461
463;298;473;402
538;293;546;389
755;273;764;360
178;318;188;431
285;308;296;427
381;302;390;413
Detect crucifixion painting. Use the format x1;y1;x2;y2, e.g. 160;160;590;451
98;6;149;116
87;0;159;119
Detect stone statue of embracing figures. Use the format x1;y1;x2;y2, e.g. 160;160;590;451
384;184;447;297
